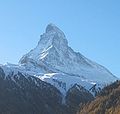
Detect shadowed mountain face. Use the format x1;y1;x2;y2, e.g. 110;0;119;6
0;67;94;114
0;68;64;114
78;80;120;114
65;84;94;114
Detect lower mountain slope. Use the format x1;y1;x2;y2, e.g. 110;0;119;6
78;80;120;114
0;67;94;114
65;84;94;114
0;67;64;114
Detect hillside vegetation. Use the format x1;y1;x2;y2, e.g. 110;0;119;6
78;80;120;114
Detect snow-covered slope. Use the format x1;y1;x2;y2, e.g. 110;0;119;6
1;24;118;96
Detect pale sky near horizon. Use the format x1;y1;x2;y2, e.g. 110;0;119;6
0;0;120;78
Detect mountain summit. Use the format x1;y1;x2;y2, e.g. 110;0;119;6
45;23;66;35
20;23;68;67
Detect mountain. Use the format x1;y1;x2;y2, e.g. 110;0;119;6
18;23;117;94
78;80;120;114
0;24;118;114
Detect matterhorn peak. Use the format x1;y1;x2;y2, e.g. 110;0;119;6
38;23;68;53
44;23;67;43
19;23;68;65
19;24;117;86
45;23;65;35
46;23;60;33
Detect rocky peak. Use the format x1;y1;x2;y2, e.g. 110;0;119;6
19;24;69;65
46;23;63;33
38;23;68;50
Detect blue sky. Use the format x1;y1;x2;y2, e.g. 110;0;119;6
0;0;120;78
